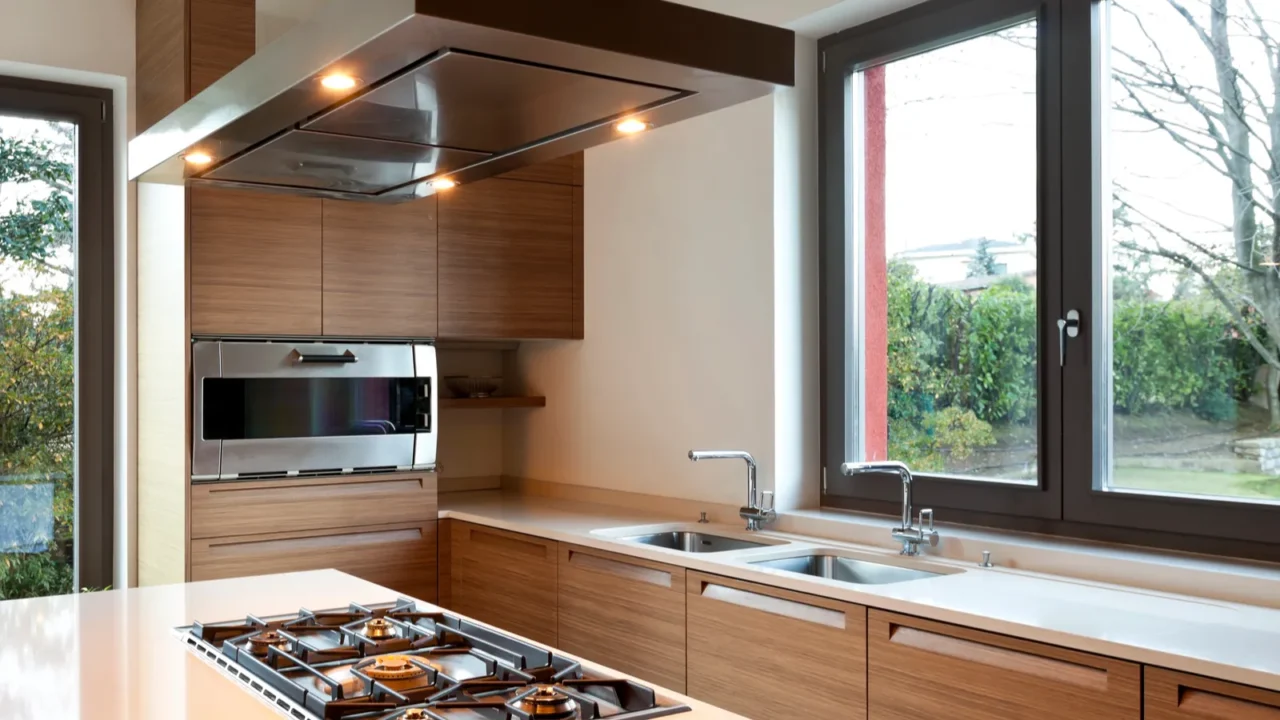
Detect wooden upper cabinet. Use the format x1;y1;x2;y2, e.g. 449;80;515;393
136;0;254;130
438;178;576;339
498;152;584;186
868;610;1140;720
686;571;867;720
322;198;438;338
1146;667;1280;720
557;544;686;692
190;186;323;336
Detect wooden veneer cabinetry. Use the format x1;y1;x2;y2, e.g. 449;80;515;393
557;544;686;692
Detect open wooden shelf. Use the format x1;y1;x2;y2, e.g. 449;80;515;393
439;396;547;410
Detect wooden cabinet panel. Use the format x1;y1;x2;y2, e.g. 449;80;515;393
686;571;866;720
190;186;323;336
438;179;574;339
449;521;558;646
191;521;438;602
322;198;438;337
136;0;187;131
189;0;254;97
1146;668;1280;720
868;610;1140;720
499;153;583;186
191;472;437;539
557;544;685;691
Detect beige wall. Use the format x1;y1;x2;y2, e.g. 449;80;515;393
0;0;136;588
502;0;928;508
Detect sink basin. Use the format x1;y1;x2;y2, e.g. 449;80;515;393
751;554;939;584
622;531;770;553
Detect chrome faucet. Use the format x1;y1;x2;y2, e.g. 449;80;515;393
689;450;775;531
840;461;938;556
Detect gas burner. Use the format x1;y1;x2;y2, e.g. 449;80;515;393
183;598;689;720
244;630;291;656
515;685;579;719
362;655;429;682
363;617;397;639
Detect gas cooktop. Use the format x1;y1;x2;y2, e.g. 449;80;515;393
180;598;689;720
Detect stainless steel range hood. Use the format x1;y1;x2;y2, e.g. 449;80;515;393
129;0;795;202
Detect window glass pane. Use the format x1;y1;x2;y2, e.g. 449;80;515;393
1105;1;1280;504
0;114;77;597
856;20;1039;482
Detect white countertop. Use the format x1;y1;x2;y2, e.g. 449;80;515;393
0;569;745;720
440;491;1280;692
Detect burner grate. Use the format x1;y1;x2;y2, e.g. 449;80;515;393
180;598;690;720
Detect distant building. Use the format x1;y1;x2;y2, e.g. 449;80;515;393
892;237;1036;285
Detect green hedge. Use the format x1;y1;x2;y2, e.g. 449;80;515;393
887;263;1260;431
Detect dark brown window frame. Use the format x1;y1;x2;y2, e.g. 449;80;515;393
818;0;1280;561
0;75;115;589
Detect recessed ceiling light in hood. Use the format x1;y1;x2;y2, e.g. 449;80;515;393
128;0;794;203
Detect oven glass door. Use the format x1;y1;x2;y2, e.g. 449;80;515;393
202;377;428;440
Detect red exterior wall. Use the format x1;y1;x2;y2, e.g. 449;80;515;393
863;65;889;461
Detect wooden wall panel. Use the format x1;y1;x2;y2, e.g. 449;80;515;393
322;197;438;338
189;0;256;96
136;0;187;131
499;152;583;186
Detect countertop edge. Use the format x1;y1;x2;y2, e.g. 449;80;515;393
437;503;1280;694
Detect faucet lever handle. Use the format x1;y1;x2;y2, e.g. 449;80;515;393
919;508;934;531
758;490;775;512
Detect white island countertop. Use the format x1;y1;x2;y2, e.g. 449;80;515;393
440;490;1280;693
0;569;745;720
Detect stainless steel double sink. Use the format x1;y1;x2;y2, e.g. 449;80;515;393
620;530;942;585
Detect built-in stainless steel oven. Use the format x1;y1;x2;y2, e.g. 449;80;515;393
192;341;436;481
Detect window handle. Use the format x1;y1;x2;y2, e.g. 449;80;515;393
1057;310;1080;367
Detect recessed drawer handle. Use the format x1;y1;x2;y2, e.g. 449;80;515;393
207;527;423;553
701;582;845;629
568;550;671;588
1179;688;1280;719
889;625;1108;691
469;528;548;558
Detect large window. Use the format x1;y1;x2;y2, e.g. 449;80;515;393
821;0;1280;558
0;75;114;596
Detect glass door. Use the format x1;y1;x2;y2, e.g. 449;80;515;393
0;76;113;597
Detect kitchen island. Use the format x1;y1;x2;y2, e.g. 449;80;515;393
0;570;743;720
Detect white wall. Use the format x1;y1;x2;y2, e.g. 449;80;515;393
0;0;136;589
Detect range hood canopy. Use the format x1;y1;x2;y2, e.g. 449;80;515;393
129;0;795;202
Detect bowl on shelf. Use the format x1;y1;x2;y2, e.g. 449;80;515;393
444;376;504;399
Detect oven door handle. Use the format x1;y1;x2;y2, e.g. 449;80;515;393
292;349;358;364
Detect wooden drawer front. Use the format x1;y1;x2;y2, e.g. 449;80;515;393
686;571;866;720
557;545;686;692
450;522;558;646
191;521;437;602
868;610;1140;720
191;473;437;539
1146;668;1280;720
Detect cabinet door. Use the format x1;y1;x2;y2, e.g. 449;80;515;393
322;197;438;338
449;521;558;646
438;179;574;339
1146;667;1280;720
557;544;685;691
189;0;254;96
190;186;323;336
190;521;437;602
868;610;1140;720
686;571;867;720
